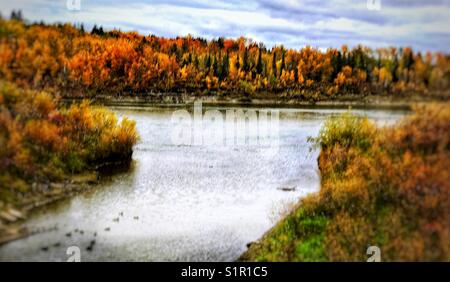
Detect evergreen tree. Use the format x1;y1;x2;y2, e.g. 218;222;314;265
11;10;23;21
212;55;219;77
256;48;263;75
193;55;199;69
243;48;249;72
332;51;343;80
220;53;229;81
392;55;399;82
217;37;225;49
204;54;211;72
272;51;277;78
90;25;106;36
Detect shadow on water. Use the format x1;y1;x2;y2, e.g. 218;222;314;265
96;159;136;178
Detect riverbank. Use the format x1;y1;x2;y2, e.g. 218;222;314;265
0;81;138;246
0;159;135;246
66;91;449;111
0;173;98;245
240;103;450;261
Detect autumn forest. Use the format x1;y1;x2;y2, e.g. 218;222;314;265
1;14;449;100
0;9;449;263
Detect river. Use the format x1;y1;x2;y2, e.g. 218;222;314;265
0;105;407;261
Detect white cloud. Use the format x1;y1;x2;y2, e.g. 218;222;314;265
0;0;449;52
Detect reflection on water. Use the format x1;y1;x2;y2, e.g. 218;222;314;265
0;106;407;261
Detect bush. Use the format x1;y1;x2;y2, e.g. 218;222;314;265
311;113;376;150
242;103;450;261
0;81;138;205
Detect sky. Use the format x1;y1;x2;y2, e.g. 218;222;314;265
1;0;450;52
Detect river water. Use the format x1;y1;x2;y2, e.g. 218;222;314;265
0;105;406;261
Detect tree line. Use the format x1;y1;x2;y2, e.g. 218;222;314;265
0;12;449;99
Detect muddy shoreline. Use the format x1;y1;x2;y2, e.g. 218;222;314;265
0;173;99;246
60;92;450;111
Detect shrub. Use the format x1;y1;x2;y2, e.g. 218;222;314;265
243;103;450;261
0;80;138;206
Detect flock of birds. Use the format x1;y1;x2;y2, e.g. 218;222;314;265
39;211;140;253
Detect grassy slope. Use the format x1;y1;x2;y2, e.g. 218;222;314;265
240;103;450;261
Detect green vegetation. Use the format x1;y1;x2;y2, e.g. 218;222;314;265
0;80;138;208
241;103;450;261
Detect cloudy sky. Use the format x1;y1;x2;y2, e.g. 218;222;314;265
1;0;449;52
